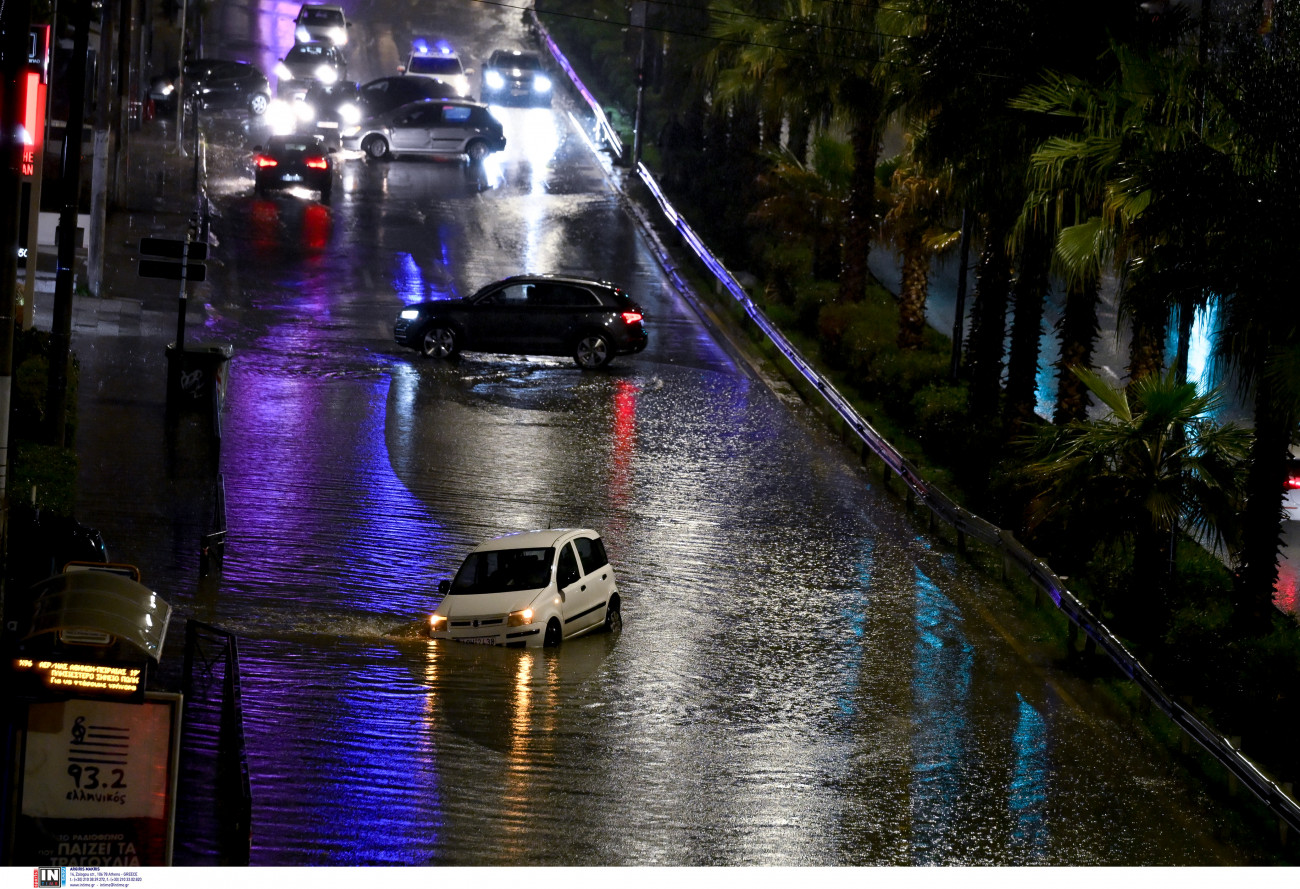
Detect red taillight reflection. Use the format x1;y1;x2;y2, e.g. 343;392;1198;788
621;310;643;325
306;156;329;170
254;155;278;168
1286;475;1300;490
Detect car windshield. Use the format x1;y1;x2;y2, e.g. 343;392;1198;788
288;46;331;62
302;9;342;24
408;56;461;76
496;54;540;70
451;547;554;594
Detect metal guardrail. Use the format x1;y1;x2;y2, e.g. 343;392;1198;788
531;7;1300;840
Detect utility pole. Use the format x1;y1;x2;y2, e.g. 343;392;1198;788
47;0;93;447
630;0;647;168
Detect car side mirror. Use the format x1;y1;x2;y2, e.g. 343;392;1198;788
438;579;450;595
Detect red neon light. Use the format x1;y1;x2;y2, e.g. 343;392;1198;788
19;71;44;178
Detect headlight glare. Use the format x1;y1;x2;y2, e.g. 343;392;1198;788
507;608;535;627
429;614;448;634
484;71;505;90
534;75;552;93
276;62;292;80
317;66;339;84
399;309;420;320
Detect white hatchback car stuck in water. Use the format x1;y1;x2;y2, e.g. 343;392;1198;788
428;529;622;648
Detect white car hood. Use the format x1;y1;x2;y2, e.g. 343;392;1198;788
437;588;545;617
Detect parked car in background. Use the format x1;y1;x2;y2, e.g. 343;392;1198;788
342;98;505;163
276;43;348;100
150;59;271;116
294;3;350;46
357;75;459;118
480;49;552;106
400;39;472;97
394;274;647;369
253;134;334;201
427;529;622;648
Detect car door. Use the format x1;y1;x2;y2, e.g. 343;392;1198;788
543;285;604;353
555;541;603;636
430;104;475;154
573;534;615;628
390;105;438;152
463;282;531;352
205;62;244;108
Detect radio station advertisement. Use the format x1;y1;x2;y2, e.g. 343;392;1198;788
15;694;181;866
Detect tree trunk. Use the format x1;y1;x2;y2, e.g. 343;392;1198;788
837;82;882;304
1126;290;1169;385
1053;277;1101;425
1003;232;1052;431
965;212;1014;420
896;237;929;350
1236;364;1293;628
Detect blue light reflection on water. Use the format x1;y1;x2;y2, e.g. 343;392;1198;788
393;245;459;306
909;567;973;864
1009;692;1049;861
219;368;448;861
836;542;874;719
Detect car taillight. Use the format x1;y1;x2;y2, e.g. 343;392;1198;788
254;155;278;168
305;156;328;170
621;310;643;325
1287;474;1300;490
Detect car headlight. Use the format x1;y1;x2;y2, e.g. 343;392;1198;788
484;70;505;90
399;309;421;320
507;608;535;627
534;75;552;93
159;83;175;97
316;66;339;84
429;614;448;634
295;25;311;43
295;102;315;123
276;62;292;80
338;102;361;125
330;27;347;44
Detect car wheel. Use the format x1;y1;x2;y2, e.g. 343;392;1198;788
573;333;612;369
364;135;390;160
465;140;489;164
420;325;458;359
543;619;562;648
602;595;622;634
249;93;269;115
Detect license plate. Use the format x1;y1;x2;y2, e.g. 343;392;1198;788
460;636;496;645
283;174;303;182
318;121;338;128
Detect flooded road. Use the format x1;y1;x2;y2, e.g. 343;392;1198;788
65;0;1293;866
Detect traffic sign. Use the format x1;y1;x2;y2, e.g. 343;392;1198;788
139;237;208;261
138;259;206;281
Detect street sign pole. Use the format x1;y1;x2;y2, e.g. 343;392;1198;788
175;239;189;352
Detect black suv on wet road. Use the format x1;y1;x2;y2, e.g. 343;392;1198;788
395;275;648;369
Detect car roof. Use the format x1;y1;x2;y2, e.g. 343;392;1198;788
485;274;619;292
471;529;599;552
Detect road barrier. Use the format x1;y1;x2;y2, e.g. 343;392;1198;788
531;7;1300;842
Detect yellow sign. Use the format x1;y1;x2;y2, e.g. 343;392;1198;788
13;659;144;695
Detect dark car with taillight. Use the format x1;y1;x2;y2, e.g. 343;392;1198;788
395;275;648;369
253;134;334;201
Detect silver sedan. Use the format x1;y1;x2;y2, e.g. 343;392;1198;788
340;98;506;162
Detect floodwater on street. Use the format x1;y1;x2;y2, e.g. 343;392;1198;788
59;0;1296;867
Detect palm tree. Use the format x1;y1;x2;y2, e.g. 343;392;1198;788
706;0;888;304
748;135;853;294
876;137;959;350
1022;368;1250;636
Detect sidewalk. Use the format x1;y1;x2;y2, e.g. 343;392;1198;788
30;118;221;602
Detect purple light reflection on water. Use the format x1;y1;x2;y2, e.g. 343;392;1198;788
214;366;451;861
